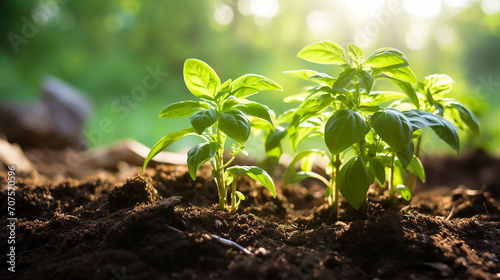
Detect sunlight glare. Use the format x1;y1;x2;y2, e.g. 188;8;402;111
434;25;456;46
403;0;442;18
250;0;279;18
481;0;500;15
337;0;387;17
237;0;252;16
306;10;333;38
443;0;469;9
405;23;429;50
214;4;234;26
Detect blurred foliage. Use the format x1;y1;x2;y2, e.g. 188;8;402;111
1;0;499;156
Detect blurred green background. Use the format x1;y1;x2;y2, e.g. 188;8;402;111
1;0;499;157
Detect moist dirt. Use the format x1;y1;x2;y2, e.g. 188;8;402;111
0;149;499;280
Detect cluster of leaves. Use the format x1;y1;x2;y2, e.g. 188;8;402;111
143;59;282;213
265;40;479;214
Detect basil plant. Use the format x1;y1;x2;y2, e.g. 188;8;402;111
268;40;474;216
143;59;282;213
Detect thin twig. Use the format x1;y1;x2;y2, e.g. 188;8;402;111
445;204;456;221
209;234;252;255
165;224;184;234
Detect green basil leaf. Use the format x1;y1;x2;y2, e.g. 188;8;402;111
291;92;334;126
423;74;454;97
367;158;386;185
226;166;276;197
283;149;327;185
221;96;240;112
332;68;356;90
364;48;409;69
444;101;480;134
230;74;282;98
371;108;412;152
431;117;460;154
190;109;221;134
357;70;373;94
338;156;373;210
143;128;197;172
216;79;232;99
284;70;336;86
396;185;411;201
297;40;350;65
402;110;460;154
308;73;337;86
187;142;217;180
402;110;442;132
348;43;364;64
434;101;445;116
407;156;426;182
157;101;213;118
184;59;220;100
218;110;251;144
377;67;417;84
378;76;419;109
325;109;370;155
396;140;414;170
265;126;287;159
234;101;274;127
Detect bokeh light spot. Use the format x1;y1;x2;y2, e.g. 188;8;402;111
214;4;234;26
250;0;279;18
481;0;500;15
403;0;442;18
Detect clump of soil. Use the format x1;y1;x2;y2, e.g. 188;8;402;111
0;150;499;280
108;175;161;211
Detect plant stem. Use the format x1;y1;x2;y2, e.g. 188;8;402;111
214;128;227;211
354;82;360;110
329;154;341;218
388;154;395;199
407;135;422;191
230;180;237;214
358;140;365;157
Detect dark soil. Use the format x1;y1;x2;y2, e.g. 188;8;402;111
1;149;499;280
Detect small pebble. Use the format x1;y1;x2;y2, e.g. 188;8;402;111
215;220;222;227
256;247;267;255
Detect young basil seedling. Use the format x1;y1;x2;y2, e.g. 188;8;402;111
143;59;282;213
278;40;425;216
393;74;480;190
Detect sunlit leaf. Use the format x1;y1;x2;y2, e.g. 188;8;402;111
184;59;220;100
444;101;480;134
407;156;425;182
377;67;417;84
157;101;213;118
283;149;327;185
230;74;282;98
143;128;197;172
396;185;411;201
234;101;274;127
297;40;349;65
357;70;373;94
364;48;410;69
226;166;276;197
348;43;364;64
